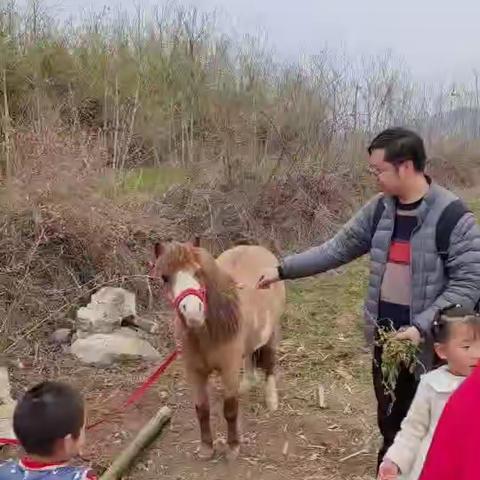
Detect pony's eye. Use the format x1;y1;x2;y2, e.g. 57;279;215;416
161;275;169;283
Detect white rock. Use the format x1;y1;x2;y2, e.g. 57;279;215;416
0;367;16;440
123;316;160;335
70;330;161;366
76;287;136;334
91;287;136;318
0;368;13;400
76;304;120;334
115;327;145;338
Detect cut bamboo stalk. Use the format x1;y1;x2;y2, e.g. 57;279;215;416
99;406;172;480
103;73;108;133
3;68;11;177
112;74;119;170
119;80;140;171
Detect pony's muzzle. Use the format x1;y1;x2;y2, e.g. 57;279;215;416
178;296;206;328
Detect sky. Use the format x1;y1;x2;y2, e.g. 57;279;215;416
47;0;480;85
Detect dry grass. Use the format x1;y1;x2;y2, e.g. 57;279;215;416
376;327;420;402
1;133;480;479
427;139;480;187
0;130;179;352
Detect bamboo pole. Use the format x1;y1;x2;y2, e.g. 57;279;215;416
3;68;11;177
112;75;119;170
119;80;140;171
99;406;172;480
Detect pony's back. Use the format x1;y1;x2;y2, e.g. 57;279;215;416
216;245;286;353
216;244;283;292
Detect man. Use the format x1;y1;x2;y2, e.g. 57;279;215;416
257;127;480;471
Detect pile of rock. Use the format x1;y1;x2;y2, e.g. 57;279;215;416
65;287;161;367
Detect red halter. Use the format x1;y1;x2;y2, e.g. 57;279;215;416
147;259;207;317
171;287;207;316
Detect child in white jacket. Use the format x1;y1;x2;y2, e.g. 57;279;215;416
378;305;480;480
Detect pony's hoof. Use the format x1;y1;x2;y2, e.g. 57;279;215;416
266;391;278;411
226;444;240;462
197;443;215;460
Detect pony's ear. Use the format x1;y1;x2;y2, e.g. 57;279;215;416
153;242;164;258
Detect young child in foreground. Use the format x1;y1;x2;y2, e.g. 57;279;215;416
418;353;480;479
378;305;480;480
0;381;97;480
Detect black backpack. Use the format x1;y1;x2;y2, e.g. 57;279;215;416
371;196;470;261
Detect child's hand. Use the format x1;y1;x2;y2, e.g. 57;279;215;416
378;458;399;480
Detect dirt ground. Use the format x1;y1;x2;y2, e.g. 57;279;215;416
1;261;377;480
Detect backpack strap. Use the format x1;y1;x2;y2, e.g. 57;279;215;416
436;198;470;260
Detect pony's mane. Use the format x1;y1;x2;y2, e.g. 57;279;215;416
195;248;241;342
155;241;197;275
157;242;240;342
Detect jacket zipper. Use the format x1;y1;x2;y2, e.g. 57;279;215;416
409;220;422;326
377;206;394;326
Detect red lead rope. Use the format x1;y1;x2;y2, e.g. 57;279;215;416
86;347;179;430
0;348;179;447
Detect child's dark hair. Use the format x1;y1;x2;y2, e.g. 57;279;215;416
432;304;480;343
13;381;85;457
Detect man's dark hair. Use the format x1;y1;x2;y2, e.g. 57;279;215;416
13;381;85;457
367;127;426;172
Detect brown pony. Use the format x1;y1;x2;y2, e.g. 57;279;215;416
149;239;286;460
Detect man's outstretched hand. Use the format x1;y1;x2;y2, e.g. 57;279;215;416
394;326;422;346
256;267;280;289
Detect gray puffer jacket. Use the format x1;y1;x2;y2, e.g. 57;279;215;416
280;181;480;371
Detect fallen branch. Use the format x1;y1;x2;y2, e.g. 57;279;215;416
99;406;172;480
316;384;326;409
338;448;368;463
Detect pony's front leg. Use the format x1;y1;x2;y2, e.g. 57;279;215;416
190;371;214;460
221;366;241;461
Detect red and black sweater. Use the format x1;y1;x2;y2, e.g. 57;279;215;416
378;198;422;330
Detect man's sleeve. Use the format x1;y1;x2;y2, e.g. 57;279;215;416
279;194;382;280
412;211;480;336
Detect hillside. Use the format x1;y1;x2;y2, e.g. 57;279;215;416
2;2;480;479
